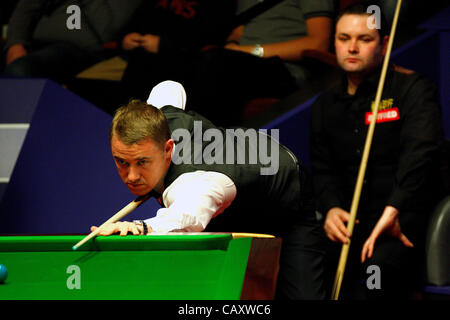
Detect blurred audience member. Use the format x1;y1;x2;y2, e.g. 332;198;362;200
2;0;142;83
119;0;236;102
186;0;334;126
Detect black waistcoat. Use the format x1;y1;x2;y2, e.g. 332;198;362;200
161;106;304;233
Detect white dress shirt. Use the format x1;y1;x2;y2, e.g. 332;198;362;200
143;171;237;233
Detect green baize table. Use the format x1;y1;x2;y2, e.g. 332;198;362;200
0;233;281;299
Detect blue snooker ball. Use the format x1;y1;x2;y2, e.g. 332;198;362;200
0;264;8;283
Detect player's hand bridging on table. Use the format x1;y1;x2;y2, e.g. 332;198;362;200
90;221;150;236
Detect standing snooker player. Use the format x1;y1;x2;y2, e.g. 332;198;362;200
310;2;444;299
91;81;326;300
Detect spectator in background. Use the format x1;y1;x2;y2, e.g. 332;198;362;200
185;0;334;126
2;0;142;83
119;0;236;103
310;2;444;299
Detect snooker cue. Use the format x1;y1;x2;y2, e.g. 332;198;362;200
232;233;275;239
331;0;403;300
72;193;152;250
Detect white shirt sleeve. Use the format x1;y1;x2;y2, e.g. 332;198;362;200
143;171;237;233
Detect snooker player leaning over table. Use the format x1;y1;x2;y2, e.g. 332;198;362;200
90;80;327;300
310;2;444;299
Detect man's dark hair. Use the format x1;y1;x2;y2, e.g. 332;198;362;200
336;1;389;39
110;99;171;148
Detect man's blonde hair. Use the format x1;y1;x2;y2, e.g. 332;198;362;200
110;99;171;147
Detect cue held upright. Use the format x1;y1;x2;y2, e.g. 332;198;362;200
330;0;403;300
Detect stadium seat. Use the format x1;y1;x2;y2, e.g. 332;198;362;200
424;196;450;299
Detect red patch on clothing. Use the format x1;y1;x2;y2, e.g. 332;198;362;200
155;0;198;19
365;107;400;125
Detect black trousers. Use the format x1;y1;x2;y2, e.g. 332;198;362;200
275;165;327;300
323;215;426;300
205;165;327;300
275;217;326;300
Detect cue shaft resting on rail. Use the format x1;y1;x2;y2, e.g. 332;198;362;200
331;0;403;300
72;193;152;250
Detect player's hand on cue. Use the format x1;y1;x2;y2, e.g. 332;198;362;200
324;207;359;244
361;205;413;263
90;221;142;236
